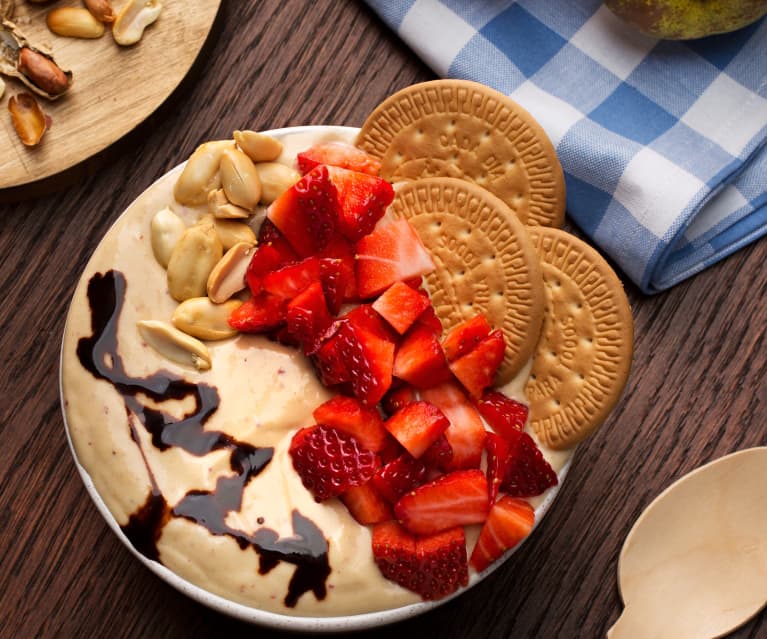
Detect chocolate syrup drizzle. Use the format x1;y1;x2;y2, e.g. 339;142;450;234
76;270;330;607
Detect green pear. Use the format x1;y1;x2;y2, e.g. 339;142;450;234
604;0;767;39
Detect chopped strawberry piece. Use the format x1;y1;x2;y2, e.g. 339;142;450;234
449;329;505;398
333;319;395;406
469;496;534;573
502;429;558;498
288;425;380;502
394;469;489;535
317;233;358;304
297;142;382;176
414;305;443;337
326;166;394;242
421;434;453;472
393;324;452;389
257;218;284;244
228;291;287;333
311;322;349;386
269;324;301;348
318;258;345;315
340;482;393;525
420;382;487;470
485;433;511;505
441;315;493;363
312;394;388;452
381;384;418;417
355;219;435;299
343;304;398;343
246;242;297;295
384;401;450;459
262;256;321;299
372;453;427;504
286;282;333;355
475;390;529;440
372;281;431;334
267;165;338;256
372;521;468;600
378;434;405;464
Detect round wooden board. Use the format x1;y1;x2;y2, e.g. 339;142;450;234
0;0;221;191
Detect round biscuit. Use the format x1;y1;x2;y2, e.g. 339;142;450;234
525;227;633;450
388;177;545;383
357;79;566;228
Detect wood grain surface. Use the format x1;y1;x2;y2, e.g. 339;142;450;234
0;1;765;638
0;0;221;190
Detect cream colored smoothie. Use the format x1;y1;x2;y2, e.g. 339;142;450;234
61;126;570;618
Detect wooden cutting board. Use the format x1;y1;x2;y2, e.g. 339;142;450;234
0;0;221;192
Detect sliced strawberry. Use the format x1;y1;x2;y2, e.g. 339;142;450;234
379;434;405;465
485;433;511;505
289;424;380;502
318;258;350;315
343;304;398;344
476;390;529;440
372;521;468;600
334;319;394;406
326;166;394;242
312;394;388;452
414;305;443;337
502;429;558;498
469;496;534;573
393;324;452;389
420;382;487;470
317;233;358;304
372;453;427;504
297;142;382;176
340;482;392;525
449;329;505;398
246;242;297;295
355;219;435;299
384;401;450;459
441;315;492;363
381;384;418;417
394;469;489;535
421;434;453;472
372;281;431;334
262;256;321;299
228;291;287;333
311;322;349;387
266;164;338;256
286;281;333;355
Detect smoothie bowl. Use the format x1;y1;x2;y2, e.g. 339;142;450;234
60;81;632;631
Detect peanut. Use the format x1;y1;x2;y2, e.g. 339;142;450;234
255;162;301;204
172;297;242;341
137;320;211;371
166;216;223;302
46;7;105;38
234;130;283;163
17;47;70;97
220;148;261;211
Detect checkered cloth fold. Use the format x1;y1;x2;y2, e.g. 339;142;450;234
364;0;767;293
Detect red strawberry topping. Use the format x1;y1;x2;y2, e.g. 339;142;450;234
441;315;492;362
372;281;431;334
355;219;435;299
228;291;287;333
326;166;394;242
340;482;393;525
469;496;534;573
312;394;389;452
502;429;558;498
297;142;382;176
371;521;468;600
421;434;453;472
448;329;505;398
372;453;427;504
286;281;333;355
333;319;394;407
475;390;529;440
394;469;489;536
393;324;452;389
381;384;418;417
383;401;450;459
263;256;321;299
420;382;487;470
267;165;338;256
485;432;511;505
288;425;380;502
246;242;297;295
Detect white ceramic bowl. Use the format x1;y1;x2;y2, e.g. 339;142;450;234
59;125;571;632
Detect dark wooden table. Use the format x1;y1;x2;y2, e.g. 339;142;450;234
1;2;765;637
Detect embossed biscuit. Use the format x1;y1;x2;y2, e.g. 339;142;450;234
525;227;633;450
388;177;545;383
357;79;565;228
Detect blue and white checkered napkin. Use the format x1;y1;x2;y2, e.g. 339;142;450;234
364;0;767;293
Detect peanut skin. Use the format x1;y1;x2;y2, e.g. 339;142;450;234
17;47;70;96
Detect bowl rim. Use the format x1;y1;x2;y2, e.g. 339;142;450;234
59;124;573;633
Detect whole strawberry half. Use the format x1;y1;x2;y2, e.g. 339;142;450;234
372;521;468;600
289;425;380;502
502;429;558;498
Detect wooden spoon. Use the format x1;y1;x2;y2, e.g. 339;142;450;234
608;447;767;639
